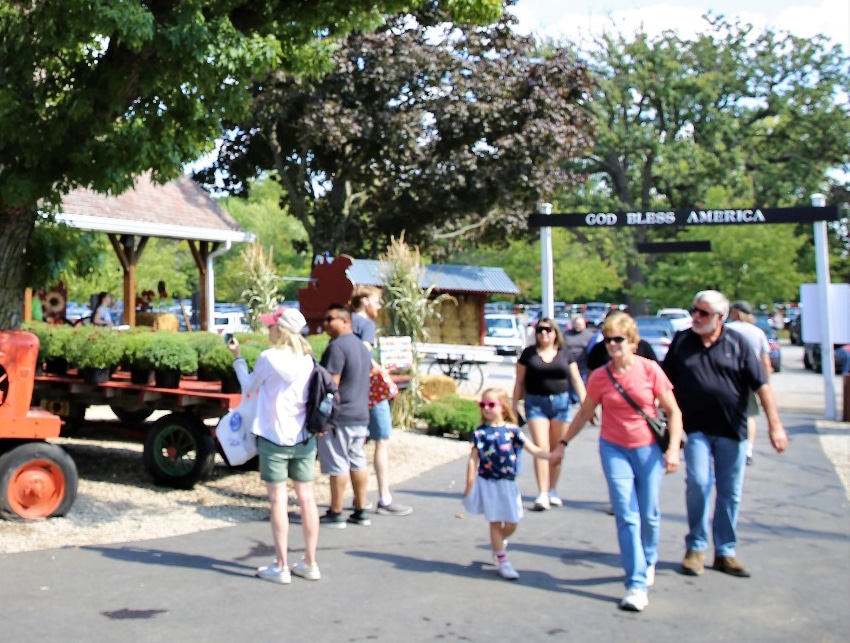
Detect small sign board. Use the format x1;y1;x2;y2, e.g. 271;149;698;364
379;336;414;370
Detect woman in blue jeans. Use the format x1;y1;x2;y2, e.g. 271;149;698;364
513;317;587;510
552;312;683;612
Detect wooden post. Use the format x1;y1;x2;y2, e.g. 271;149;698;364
23;287;33;322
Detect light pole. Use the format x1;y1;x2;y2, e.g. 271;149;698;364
812;193;837;420
538;202;554;319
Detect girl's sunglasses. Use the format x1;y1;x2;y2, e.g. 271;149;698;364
478;401;502;409
603;336;627;344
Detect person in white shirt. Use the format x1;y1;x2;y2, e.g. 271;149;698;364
229;307;322;584
726;301;772;466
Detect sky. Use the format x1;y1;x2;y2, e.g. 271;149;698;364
510;0;850;47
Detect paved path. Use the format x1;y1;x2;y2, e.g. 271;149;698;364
2;409;848;642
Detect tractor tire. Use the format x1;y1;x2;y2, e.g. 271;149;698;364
0;442;78;520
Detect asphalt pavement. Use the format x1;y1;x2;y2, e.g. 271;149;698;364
1;343;848;642
1;408;848;642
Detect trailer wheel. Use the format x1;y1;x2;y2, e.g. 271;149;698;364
110;405;153;425
143;413;216;489
0;442;78;520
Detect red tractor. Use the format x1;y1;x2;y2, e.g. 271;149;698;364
0;331;77;520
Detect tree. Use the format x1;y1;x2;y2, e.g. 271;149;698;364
196;9;593;259
0;0;502;327
555;15;849;312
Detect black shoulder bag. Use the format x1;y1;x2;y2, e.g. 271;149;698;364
605;365;670;452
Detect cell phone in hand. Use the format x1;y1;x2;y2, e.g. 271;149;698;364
224;333;234;345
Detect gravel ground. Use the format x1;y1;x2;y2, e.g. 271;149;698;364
0;407;469;554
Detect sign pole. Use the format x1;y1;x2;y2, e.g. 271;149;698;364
538;202;554;319
812;193;837;420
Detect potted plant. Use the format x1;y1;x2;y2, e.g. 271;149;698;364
22;322;70;373
187;332;226;381
121;327;157;384
197;342;240;393
72;326;125;383
136;332;198;388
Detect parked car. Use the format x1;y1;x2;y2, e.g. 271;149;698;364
634;316;675;362
803;343;845;374
787;315;803;346
656;308;693;332
213;310;251;335
584;302;611;327
553;316;573;337
484;313;525;356
752;315;782;373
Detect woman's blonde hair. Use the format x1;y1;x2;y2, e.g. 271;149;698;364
601;311;640;344
271;327;313;357
480;388;518;425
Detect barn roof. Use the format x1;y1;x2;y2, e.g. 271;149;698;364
347;259;520;296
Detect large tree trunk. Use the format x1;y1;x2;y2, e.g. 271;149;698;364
0;208;37;329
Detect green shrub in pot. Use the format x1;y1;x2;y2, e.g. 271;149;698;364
121;327;157;368
136;332;198;375
197;342;237;380
72;326;125;369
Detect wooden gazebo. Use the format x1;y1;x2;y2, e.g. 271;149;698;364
51;173;252;330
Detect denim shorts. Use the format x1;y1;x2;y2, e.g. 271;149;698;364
524;392;571;422
368;400;393;441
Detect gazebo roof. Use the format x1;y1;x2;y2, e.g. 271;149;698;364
56;173;251;243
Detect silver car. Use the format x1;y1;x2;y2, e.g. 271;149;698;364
634;316;675;362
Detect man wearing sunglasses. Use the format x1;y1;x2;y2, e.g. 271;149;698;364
316;304;373;529
662;290;788;579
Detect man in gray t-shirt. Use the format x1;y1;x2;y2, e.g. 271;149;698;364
726;300;772;465
317;305;372;528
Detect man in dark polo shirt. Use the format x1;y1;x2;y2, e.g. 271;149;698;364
663;290;788;578
317;304;372;529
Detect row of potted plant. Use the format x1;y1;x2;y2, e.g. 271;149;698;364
21;322;266;384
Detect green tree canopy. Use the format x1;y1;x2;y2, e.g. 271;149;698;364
0;0;502;327
554;15;849;311
196;9;593;259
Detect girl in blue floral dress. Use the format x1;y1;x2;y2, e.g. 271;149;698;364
463;388;551;580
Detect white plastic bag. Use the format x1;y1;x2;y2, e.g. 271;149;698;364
215;391;258;466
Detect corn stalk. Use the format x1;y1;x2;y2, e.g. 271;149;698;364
238;243;281;331
380;234;455;427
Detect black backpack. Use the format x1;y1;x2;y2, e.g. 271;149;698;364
303;358;339;439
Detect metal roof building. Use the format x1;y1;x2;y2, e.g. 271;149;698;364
346;259;520;296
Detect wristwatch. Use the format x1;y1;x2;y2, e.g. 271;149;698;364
560;439;569;447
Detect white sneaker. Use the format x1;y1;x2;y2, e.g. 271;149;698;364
619;589;649;612
548;491;563;507
256;563;291;585
533;494;550;511
498;560;520;580
291;559;321;581
646;565;656;587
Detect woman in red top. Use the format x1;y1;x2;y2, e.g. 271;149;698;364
552;312;682;613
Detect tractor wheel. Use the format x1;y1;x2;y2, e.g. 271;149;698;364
0;442;78;520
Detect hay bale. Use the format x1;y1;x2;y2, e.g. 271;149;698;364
420;374;457;399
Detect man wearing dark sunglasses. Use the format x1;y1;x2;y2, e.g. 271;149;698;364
316;304;373;529
662;290;788;579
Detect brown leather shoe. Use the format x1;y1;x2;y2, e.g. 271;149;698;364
713;555;751;578
681;550;705;576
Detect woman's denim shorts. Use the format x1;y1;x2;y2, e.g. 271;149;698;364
524;392;571;422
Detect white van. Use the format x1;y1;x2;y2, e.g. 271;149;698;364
484;313;525;356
